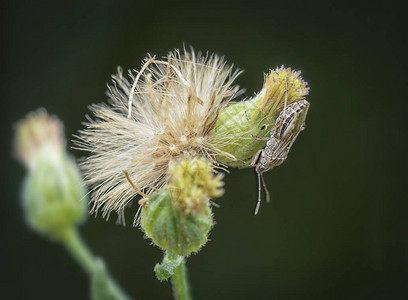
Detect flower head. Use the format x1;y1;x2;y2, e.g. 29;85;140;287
14;109;87;238
213;66;309;166
15;109;65;170
140;158;219;256
75;49;241;218
168;157;224;215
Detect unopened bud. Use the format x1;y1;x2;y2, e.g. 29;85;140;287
140;158;223;256
14;109;87;239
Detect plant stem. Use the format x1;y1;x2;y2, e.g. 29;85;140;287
171;260;191;300
60;227;95;274
60;227;129;300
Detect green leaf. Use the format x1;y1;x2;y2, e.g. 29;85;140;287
154;252;185;281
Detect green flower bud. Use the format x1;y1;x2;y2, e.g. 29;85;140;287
213;66;309;166
14;109;87;239
140;158;223;256
140;189;212;256
22;155;87;238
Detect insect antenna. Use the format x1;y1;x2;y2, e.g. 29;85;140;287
209;200;220;208
254;172;262;215
261;173;270;203
254;172;271;215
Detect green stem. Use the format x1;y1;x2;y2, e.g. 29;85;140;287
171;260;191;300
60;227;95;274
60;227;129;300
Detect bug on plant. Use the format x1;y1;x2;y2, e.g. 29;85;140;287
246;99;310;214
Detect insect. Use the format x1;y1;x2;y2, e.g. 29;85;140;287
247;99;310;214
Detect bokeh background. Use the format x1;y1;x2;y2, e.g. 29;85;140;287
2;1;407;299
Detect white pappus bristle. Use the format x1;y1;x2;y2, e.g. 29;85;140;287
75;49;242;218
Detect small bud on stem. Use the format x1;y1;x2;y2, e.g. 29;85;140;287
14;109;87;239
141;157;223;256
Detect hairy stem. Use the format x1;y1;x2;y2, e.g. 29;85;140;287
60;227;129;300
171;260;191;300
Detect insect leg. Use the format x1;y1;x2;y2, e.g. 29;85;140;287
261;173;270;203
248;149;263;167
229;150;262;169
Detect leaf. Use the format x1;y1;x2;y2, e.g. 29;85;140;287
154;252;185;281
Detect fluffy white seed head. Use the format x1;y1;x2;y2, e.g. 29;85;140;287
75;49;242;218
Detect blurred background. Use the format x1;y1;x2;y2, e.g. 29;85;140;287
1;1;407;299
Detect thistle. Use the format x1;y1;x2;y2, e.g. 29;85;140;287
75;48;310;299
75;49;241;220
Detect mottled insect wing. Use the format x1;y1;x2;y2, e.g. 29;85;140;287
292;100;309;133
252;99;310;214
272;100;309;160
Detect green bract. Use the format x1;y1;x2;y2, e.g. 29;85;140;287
140;189;213;257
213;66;309;167
23;154;87;239
213;95;273;166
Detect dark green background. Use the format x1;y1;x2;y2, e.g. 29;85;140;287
2;1;407;299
